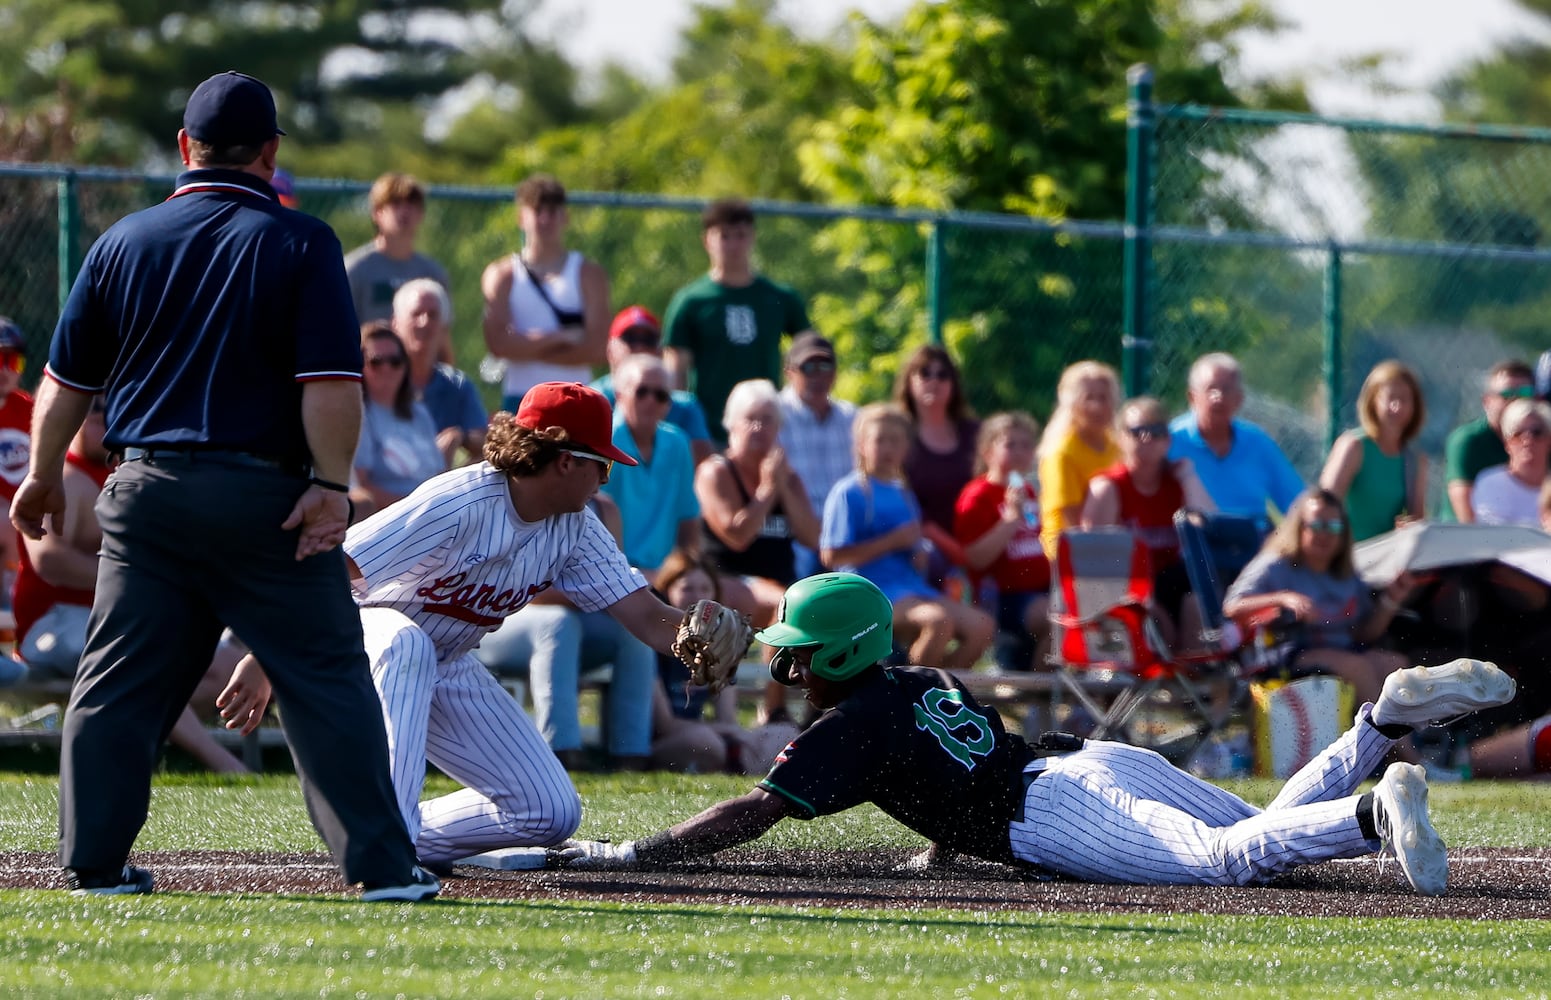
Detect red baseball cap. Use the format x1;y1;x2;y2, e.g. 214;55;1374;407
514;382;639;466
608;305;661;341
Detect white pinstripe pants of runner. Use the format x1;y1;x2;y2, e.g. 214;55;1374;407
1009;704;1393;885
362;607;583;863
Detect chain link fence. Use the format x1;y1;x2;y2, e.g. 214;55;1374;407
0;165;1126;425
1144;99;1551;512
5;86;1550;519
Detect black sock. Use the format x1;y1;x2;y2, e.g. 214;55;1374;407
1365;715;1413;741
1356;792;1379;840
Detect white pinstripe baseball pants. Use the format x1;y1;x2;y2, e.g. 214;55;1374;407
362;607;583;864
1009;705;1393;885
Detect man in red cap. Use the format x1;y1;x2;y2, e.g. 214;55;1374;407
590;305;713;464
222;382;752;873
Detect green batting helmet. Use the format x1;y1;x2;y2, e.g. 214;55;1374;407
756;573;893;685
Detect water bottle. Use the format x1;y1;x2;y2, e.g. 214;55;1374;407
478;353;508;385
1005;472;1040;528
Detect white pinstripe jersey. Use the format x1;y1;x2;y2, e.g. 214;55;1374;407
345;462;646;661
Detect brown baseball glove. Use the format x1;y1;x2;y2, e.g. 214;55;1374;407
672;599;754;694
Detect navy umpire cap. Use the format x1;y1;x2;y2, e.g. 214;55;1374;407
0;316;25;354
183;71;287;147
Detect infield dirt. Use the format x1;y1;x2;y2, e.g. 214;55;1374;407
4;848;1550;919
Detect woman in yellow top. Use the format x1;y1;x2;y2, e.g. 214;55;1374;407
1038;361;1122;556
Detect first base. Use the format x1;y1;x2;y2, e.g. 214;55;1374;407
460;847;548;871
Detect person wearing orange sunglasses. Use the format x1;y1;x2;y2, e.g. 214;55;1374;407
0;316;33;635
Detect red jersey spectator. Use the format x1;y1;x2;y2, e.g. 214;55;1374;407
1082;396;1214;646
954;412;1051;672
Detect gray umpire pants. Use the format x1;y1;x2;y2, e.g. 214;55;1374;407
57;453;418;886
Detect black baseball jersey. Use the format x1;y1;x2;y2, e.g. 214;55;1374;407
758;666;1032;863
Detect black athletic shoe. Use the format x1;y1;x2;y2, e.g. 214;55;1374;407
67;865;154;896
361;865;441;903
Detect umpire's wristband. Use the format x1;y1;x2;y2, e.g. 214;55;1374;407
309;476;350;493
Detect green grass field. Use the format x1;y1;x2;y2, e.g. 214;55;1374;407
3;771;1551;998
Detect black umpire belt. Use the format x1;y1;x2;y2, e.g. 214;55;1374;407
118;447;308;477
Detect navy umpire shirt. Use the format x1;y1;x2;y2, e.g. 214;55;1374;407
48;168;363;465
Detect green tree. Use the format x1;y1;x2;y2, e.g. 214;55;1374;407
796;0;1285;415
0;0;580;166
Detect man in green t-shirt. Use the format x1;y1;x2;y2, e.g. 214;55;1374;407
1444;358;1536;522
662;198;812;443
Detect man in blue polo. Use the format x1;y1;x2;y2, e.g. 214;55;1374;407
1168;352;1304;533
603;354;700;578
13;71;434;901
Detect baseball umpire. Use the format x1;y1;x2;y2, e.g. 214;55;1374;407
555;572;1517;896
225;381;754;869
12;71;435;900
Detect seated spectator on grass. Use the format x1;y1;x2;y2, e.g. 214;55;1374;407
344;172;451;330
954;412;1051;672
697;379;820;725
350;324;446;520
1168;352;1304;532
778;332;857;579
11;396;247;771
1471;398;1551;527
649;551;795;775
472;493;656;772
1038;360;1121;557
393;278;487;465
602;356;700;578
1445;359;1535;523
591;306;714;464
696;379;819;626
1222;488;1418;714
1320;360;1428;541
824;403;994;672
1082;396;1215;647
895;345;979;551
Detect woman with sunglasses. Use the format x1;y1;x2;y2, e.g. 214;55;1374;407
1471;398;1551;527
1223;488;1418;709
1319;360;1429;541
894;345;979;555
1082;396;1215;646
1038;360;1122;558
695;379;820;627
350;323;447;520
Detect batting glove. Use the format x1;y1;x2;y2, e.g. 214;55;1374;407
548;839;638;869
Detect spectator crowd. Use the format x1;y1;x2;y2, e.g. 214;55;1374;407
9;163;1551;787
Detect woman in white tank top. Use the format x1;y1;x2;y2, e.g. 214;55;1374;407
479;175;611;410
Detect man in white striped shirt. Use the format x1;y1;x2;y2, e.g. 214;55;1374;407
776;333;856;579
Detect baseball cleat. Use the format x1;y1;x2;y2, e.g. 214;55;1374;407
1372;658;1515;730
1372;762;1447;896
361;865;441;903
67;864;154;896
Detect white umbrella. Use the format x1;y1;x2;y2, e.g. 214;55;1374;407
1354;522;1551;587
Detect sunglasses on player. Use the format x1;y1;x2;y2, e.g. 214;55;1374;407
561;448;613;482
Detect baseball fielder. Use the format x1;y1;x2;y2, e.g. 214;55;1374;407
555;573;1516;896
227;382;751;867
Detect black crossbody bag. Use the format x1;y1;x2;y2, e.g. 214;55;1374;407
518;257;585;327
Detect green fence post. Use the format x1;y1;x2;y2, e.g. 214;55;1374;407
926;218;946;345
57;171;80;311
1122;64;1155;397
1323;244;1343;453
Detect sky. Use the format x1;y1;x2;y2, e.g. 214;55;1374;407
532;0;1551;123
